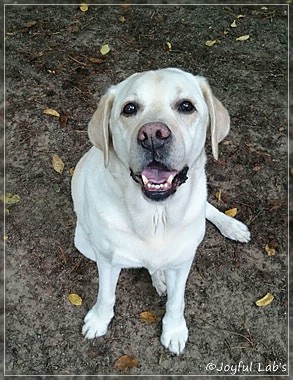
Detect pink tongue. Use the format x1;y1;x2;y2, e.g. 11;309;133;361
142;167;177;184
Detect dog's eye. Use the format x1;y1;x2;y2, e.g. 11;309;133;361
177;100;196;113
122;102;138;116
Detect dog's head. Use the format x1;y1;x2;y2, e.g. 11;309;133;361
88;68;230;201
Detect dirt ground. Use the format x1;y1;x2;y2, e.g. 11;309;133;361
4;2;288;377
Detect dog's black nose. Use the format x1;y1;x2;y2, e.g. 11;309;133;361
137;122;171;151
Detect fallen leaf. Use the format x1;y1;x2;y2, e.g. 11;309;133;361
215;190;222;202
3;235;8;241
237;14;245;19
88;57;105;64
230;20;237;28
236;34;250;41
79;3;88;12
52;155;65;174
139;311;157;323
264;244;276;256
69;167;75;176
43;108;60;118
114;355;139;370
223;29;229;36
119;15;126;23
100;44;110;55
224;208;237;217
68;293;83;306
59;112;69;128
24;20;37;28
0;193;20;205
205;39;220;47
164;41;172;51
255;293;274;307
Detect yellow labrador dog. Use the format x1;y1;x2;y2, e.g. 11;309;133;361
71;68;250;355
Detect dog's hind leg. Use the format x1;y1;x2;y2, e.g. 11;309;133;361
206;201;251;243
151;270;167;296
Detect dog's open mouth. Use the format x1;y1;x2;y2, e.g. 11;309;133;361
130;162;189;201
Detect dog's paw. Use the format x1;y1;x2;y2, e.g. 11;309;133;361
82;308;111;339
151;270;166;296
218;216;251;243
161;319;188;355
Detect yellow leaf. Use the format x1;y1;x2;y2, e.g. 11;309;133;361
205;39;219;47
52;155;65;174
230;20;237;28
236;34;250;41
119;15;126;23
114;355;139;370
139;311;157;323
224;208;237;217
264;244;276;256
3;235;8;241
255;293;274;307
79;3;88;12
223;29;229;36
43;108;60;118
100;44;110;55
68;293;83;306
165;41;172;51
0;193;20;205
69;167;75;176
215;190;222;202
237;14;245;19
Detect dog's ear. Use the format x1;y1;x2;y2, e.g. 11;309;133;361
88;88;115;167
199;78;230;160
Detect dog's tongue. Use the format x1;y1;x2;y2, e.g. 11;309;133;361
142;167;177;184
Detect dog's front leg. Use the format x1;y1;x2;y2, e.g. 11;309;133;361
82;259;121;339
161;259;193;355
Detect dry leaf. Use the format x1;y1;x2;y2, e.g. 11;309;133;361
224;208;237;217
264;244;276;256
52;155;65;174
100;44;110;55
119;15;126;23
114;355;139;370
165;41;172;51
255;293;274;307
68;293;83;306
24;20;37;28
205;39;219;47
3;235;8;241
230;20;237;28
215;190;222;202
223;29;229;36
69;167;75;176
236;34;250;41
88;57;105;64
43;108;60;118
59;112;69;128
139;311;157;323
0;193;20;205
79;3;88;12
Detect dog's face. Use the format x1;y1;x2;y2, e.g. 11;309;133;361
89;68;230;201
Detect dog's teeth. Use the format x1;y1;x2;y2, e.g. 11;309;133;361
147;183;152;189
155;184;160;190
141;174;149;185
167;175;174;185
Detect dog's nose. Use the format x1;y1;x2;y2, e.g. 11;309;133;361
137;122;171;151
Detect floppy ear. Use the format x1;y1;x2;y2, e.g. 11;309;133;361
88;89;115;167
199;78;230;160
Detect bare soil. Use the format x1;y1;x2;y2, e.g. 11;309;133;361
4;2;288;377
